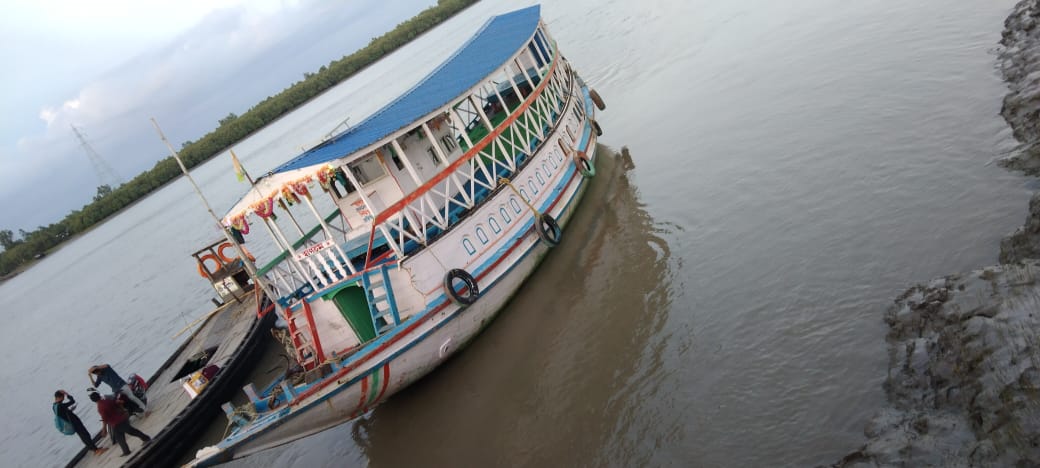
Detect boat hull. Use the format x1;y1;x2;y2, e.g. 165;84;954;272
67;296;276;468
193;87;599;466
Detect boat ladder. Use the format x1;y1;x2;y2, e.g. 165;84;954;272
361;264;401;336
285;300;325;371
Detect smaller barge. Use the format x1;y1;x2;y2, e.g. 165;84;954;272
66;241;276;468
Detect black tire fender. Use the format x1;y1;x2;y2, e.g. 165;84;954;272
589;88;606;111
590;118;603;137
537;213;562;247
444;268;479;306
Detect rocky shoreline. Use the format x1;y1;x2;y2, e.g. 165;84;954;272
834;1;1040;466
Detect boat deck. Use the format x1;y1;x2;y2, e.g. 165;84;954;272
69;294;264;468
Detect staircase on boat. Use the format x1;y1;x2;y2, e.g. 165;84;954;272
284;301;325;371
362;264;401;336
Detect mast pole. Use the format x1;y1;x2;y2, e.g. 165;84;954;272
150;118;276;303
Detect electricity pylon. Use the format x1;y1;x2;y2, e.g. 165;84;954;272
71;124;122;188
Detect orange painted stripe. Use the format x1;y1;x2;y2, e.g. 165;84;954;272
372;51;561;228
363;52;562;268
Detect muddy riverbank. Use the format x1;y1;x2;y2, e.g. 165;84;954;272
835;1;1040;465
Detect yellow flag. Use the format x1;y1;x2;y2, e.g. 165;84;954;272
230;149;245;182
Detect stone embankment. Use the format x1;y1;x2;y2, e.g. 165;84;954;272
834;1;1040;465
835;264;1040;466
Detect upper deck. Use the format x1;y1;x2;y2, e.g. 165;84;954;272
221;4;589;313
223;5;544;220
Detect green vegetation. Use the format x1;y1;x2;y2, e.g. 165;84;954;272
0;0;479;277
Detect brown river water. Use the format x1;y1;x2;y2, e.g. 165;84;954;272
2;0;1035;466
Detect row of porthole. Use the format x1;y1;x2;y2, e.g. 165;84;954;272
462;196;523;255
460;141;569;256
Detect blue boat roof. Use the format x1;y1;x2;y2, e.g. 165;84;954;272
273;5;542;174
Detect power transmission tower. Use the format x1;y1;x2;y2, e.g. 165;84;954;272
71;124;123;188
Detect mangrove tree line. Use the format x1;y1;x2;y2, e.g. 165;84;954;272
0;0;479;277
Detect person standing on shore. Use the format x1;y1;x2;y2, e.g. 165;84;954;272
88;364;147;413
89;391;150;457
53;390;107;455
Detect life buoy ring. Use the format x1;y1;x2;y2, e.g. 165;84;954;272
574;151;595;178
590;118;603;137
537;213;562;247
197;254;221;278
218;242;255;263
589;88;606;111
443;269;479;306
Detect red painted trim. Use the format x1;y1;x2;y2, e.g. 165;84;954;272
352;375;369;418
376;364;391;403
256;301;275;320
301;301;326;368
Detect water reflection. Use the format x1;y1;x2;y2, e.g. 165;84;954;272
352;145;678;467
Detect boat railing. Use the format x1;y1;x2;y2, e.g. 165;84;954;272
256;207;371;306
364;44;578;266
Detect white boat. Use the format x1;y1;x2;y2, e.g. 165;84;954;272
190;5;605;465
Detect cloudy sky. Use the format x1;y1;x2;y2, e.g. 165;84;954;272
0;0;435;233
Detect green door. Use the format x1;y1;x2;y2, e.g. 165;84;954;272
331;285;376;343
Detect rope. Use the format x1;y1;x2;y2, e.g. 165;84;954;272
497;177;541;217
221;403;258;439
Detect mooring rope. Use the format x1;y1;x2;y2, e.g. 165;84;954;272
497;177;541;217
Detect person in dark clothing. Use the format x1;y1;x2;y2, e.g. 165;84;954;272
54;390;107;455
88;364;147;413
89;391;151;456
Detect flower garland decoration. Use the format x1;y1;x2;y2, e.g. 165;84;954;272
317;166;335;191
230;214;250;235
281;185;300;205
291;177;312;201
252;198;275;219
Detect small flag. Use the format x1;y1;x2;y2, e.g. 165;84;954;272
230;149;245;182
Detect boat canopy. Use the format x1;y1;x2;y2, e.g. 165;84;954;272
222;5;542;224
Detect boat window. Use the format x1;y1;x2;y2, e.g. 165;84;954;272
499;207;512;223
489;217;501;233
348;154;385;185
462;237;476;255
549;155;559;169
557;140;570;156
527;180;538;195
565;125;575;141
476;226;488;244
536;171;545;186
510;198;522;213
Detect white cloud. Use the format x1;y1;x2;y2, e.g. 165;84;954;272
1;0;433;231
